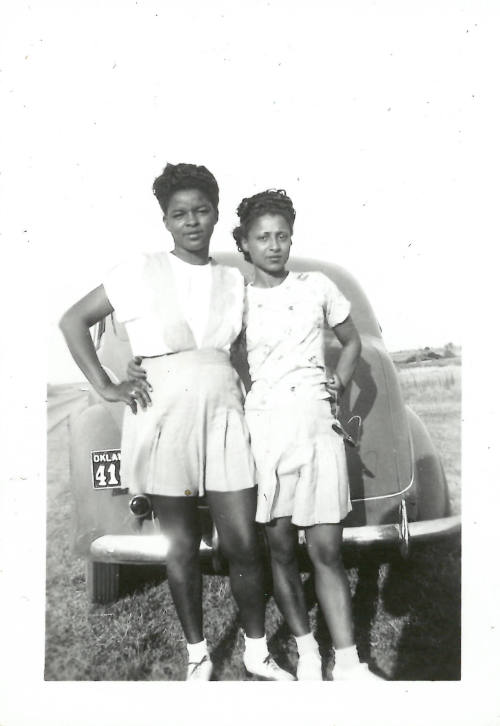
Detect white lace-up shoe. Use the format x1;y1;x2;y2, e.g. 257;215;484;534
186;655;213;681
244;654;295;681
296;650;323;680
332;662;385;681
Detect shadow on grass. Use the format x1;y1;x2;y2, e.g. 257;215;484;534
382;536;461;680
118;564;167;598
347;537;460;680
209;620;242;680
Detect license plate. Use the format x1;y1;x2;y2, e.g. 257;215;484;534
91;449;122;489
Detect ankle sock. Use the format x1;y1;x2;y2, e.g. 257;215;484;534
295;632;320;657
244;634;268;662
334;644;360;669
187;638;208;663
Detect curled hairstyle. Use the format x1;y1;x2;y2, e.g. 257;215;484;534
232;189;296;261
152;162;219;216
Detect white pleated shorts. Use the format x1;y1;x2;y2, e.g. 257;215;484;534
246;398;352;527
120;349;256;497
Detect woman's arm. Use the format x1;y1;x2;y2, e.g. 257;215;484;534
325;315;361;399
59;285;150;413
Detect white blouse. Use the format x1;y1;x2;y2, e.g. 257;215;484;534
103;251;244;356
167;253;212;348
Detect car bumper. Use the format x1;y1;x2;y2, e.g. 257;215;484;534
89;515;461;564
90;534;207;565
341;514;461;548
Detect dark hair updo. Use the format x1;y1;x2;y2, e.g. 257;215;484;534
233;189;296;261
153;162;219;216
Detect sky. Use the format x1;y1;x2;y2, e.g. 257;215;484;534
0;0;490;381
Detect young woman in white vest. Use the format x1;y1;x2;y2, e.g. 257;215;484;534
59;163;294;682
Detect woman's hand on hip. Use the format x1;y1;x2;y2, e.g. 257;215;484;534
100;379;151;414
326;373;345;418
326;372;345;398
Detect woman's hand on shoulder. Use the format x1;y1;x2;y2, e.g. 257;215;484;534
127;356;152;385
100;377;151;414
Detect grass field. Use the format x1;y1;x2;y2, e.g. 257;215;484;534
45;362;461;681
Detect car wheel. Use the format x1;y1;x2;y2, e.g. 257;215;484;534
86;560;120;604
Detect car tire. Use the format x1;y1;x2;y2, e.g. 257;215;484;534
86;560;120;604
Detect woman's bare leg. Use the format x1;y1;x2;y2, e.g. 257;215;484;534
206;487;265;638
152;495;203;644
207;489;294;680
305;523;355;649
265;516;310;636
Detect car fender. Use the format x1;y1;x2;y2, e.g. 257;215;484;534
69;401;136;556
405;405;450;520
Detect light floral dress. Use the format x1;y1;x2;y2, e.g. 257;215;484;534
243;271;353;526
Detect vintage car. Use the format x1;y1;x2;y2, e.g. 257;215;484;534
69;252;461;603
